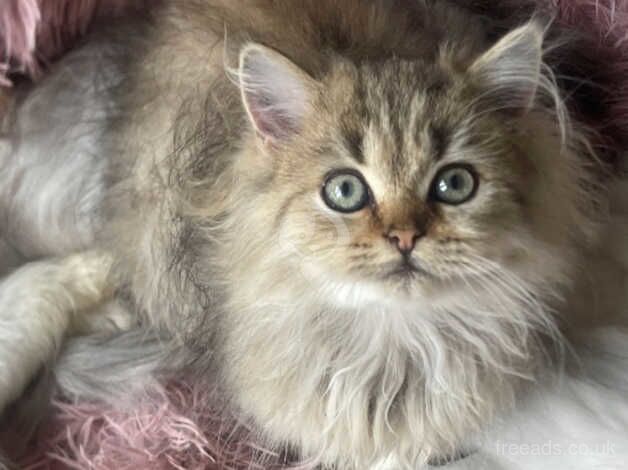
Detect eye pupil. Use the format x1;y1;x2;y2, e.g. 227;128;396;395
340;181;353;197
449;174;462;190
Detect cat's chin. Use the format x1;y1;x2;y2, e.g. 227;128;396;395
319;270;464;313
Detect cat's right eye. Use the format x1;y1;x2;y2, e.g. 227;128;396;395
322;170;371;213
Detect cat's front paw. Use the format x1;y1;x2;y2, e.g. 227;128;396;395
0;251;113;412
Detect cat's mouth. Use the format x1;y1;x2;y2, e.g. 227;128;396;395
384;258;430;280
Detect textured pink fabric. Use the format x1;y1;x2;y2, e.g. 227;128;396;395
0;0;39;85
12;381;309;470
0;0;139;85
1;0;628;468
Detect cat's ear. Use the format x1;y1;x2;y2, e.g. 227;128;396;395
238;43;316;144
468;20;545;112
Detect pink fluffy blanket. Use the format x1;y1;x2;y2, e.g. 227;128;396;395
2;0;628;468
8;382;305;470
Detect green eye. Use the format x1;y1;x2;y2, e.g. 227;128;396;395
431;164;478;205
322;170;370;213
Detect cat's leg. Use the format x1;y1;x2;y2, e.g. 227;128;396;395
0;251;113;413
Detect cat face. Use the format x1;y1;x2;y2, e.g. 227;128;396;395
235;21;589;310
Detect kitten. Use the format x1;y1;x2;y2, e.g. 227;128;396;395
0;0;610;468
99;1;600;466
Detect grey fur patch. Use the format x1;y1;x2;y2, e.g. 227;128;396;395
55;328;187;405
0;39;124;258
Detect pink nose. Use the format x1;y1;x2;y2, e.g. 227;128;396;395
386;228;421;254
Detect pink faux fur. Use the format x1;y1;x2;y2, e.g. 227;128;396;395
10;381;307;470
2;0;628;469
0;0;141;85
0;0;39;85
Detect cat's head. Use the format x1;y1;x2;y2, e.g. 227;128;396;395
231;20;595;313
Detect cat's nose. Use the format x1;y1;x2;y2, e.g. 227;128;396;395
385;228;422;254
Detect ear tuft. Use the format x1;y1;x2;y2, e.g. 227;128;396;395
238;44;314;143
469;20;545;112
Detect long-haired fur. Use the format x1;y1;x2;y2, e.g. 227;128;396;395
0;1;625;469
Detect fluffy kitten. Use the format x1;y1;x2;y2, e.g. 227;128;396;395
0;0;608;468
98;1;600;467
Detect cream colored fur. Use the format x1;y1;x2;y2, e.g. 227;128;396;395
0;251;113;413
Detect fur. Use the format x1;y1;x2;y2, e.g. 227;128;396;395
0;39;122;258
0;1;627;469
465;327;628;470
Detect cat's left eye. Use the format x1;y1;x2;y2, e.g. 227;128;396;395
322;170;370;213
430;164;478;205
